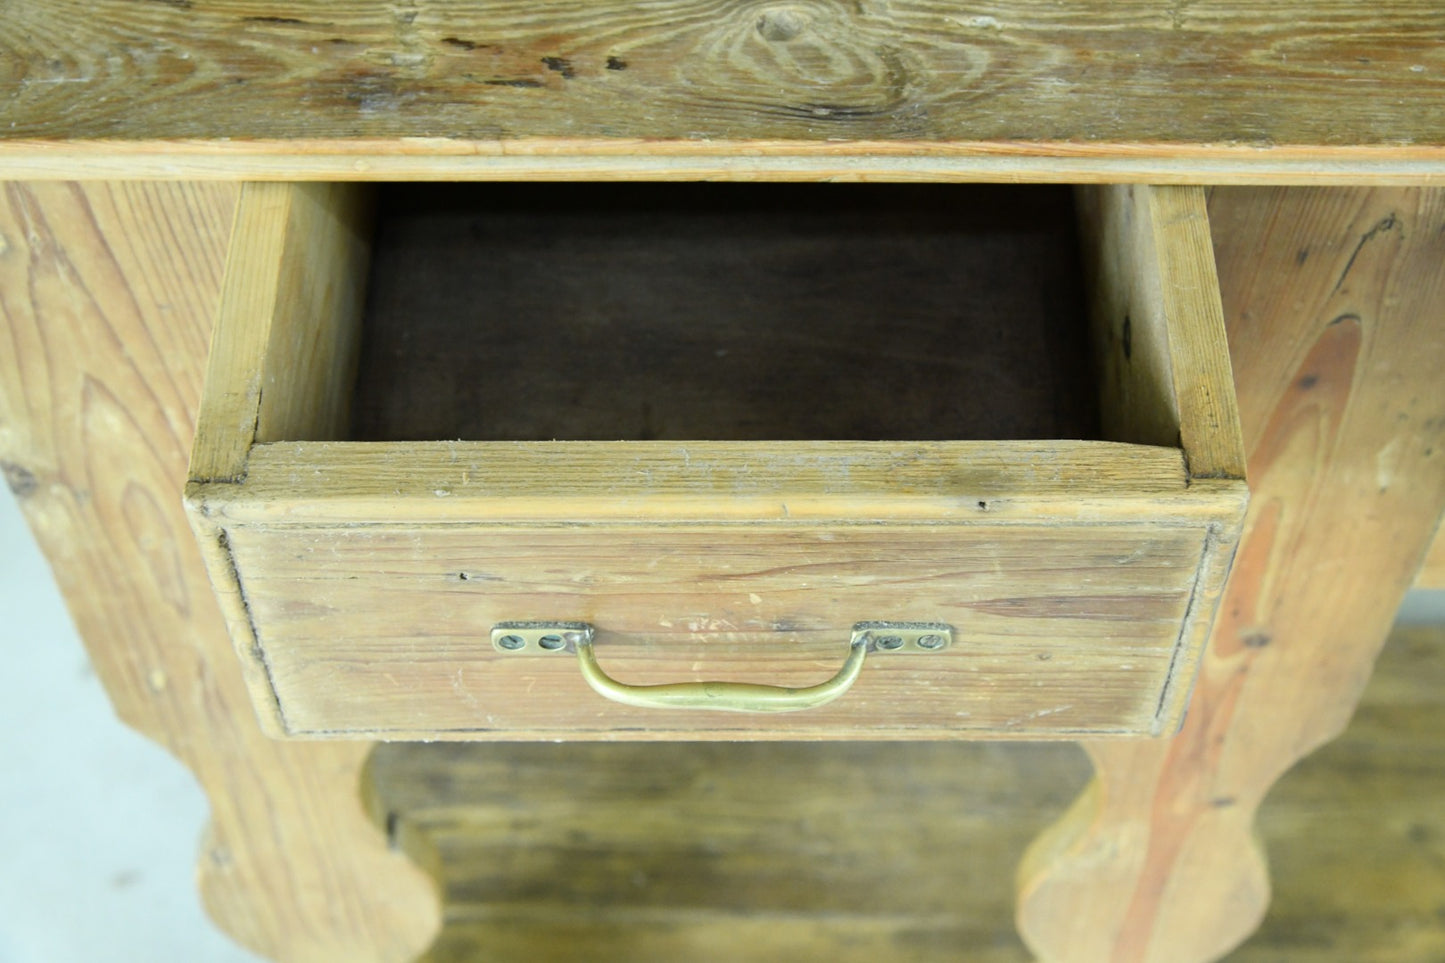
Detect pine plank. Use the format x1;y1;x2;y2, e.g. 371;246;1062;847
228;520;1210;739
1;2;1444;181
1078;185;1246;479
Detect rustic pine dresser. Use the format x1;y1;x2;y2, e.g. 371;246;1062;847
2;3;1442;961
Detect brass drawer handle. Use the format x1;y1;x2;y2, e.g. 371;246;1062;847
491;622;952;713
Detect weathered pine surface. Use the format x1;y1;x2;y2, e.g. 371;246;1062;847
1017;187;1445;962
4;173;1441;963
365;622;1445;963
0;182;439;962
228;521;1215;739
1;1;1444;181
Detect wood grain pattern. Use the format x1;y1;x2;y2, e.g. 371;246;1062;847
0;182;439;962
215;440;1241;523
189;181;372;483
365;621;1445;963
187;180;374;734
1077;184;1247;728
1017;187;1445;963
1079;185;1247;479
227;520;1212;738
1;2;1444;181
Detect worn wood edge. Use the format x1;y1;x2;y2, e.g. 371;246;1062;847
183;177;361;734
196;491;1248;528
186;181;292;483
191;440;1248;526
3;140;1445;183
287;724;1158;742
183;180;350;734
1150;512;1245;735
1144;186;1249;480
189;181;373;482
182;496;291;737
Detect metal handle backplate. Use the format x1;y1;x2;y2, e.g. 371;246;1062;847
490;621;951;713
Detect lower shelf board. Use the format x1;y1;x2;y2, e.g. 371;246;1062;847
365;623;1445;963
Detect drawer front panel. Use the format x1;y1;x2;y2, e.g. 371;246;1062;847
227;522;1212;738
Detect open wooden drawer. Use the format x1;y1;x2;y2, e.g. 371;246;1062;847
186;181;1246;740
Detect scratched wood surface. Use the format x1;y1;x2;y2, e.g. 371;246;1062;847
1017;186;1445;962
1;2;1444;181
0;182;439;962
225;520;1216;739
363;622;1445;963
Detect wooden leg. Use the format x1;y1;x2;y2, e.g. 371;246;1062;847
0;182;440;962
1017;186;1445;963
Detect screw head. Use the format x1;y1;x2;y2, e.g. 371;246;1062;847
877;635;904;651
538;634;566;651
498;634;526;651
917;634;945;650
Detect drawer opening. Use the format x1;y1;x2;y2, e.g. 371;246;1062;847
349;183;1101;445
187;182;1248;741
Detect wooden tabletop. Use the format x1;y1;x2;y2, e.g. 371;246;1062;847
2;1;1443;182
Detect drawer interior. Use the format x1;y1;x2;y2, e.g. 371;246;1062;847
350;183;1099;444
